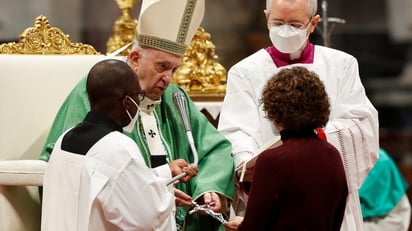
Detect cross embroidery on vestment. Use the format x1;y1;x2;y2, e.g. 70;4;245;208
148;129;156;138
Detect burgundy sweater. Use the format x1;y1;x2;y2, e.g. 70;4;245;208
239;129;348;231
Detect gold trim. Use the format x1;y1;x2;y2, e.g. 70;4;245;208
0;15;100;55
137;34;187;56
177;0;196;44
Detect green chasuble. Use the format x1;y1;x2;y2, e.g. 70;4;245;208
39;76;235;231
359;148;409;218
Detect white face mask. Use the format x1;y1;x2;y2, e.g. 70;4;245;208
269;25;308;53
123;96;140;133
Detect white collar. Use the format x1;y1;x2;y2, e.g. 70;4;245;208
140;97;161;113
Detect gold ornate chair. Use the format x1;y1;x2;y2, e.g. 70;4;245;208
0;15;105;231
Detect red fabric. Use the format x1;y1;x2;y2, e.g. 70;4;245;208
315;128;327;141
265;42;315;67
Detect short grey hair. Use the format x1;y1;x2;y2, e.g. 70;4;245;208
126;42;147;64
266;0;317;17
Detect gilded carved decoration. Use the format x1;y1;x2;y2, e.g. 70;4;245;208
106;0;138;56
0;15;99;55
173;27;227;99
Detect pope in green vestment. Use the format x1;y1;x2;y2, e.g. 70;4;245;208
39;76;235;231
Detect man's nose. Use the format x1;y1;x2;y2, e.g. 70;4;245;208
163;70;173;83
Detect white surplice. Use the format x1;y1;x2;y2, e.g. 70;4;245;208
218;45;380;231
41;131;176;231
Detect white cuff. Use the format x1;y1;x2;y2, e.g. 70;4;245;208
152;164;172;179
233;151;254;169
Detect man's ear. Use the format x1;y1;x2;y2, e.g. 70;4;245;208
264;10;270;30
310;14;321;33
122;96;130;109
264;9;269;19
128;50;140;70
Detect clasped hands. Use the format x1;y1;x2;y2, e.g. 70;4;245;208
168;158;198;183
168;159;223;214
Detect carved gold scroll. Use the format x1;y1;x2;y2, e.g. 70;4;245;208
0;15;100;55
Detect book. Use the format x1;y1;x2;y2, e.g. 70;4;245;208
237;136;282;182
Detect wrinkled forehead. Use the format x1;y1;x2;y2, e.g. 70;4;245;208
268;0;311;20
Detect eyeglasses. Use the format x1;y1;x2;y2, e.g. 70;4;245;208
269;16;313;29
120;90;145;102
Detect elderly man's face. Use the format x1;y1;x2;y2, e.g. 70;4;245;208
129;48;182;100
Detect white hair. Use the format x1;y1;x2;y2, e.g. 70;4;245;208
266;0;317;17
126;42;147;64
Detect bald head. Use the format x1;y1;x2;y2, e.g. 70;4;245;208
87;59;139;111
